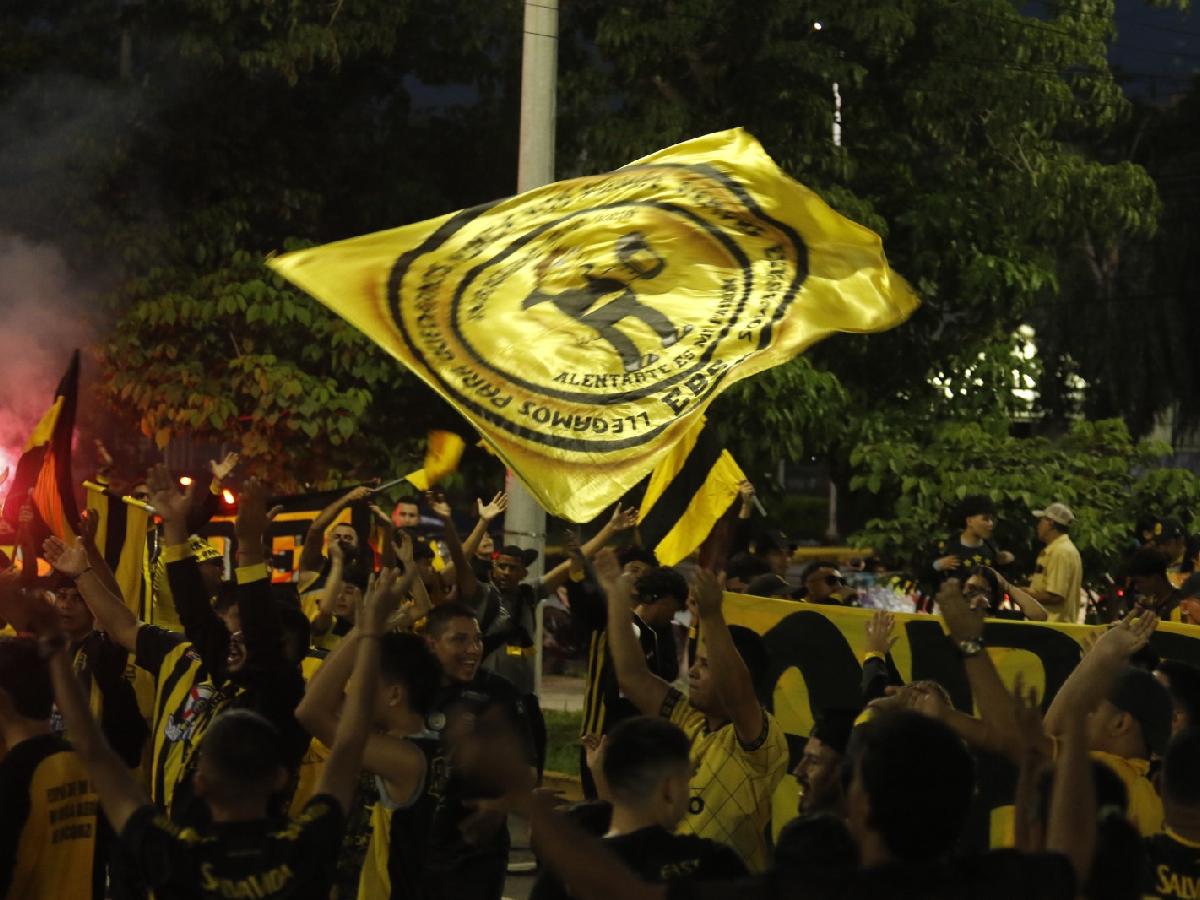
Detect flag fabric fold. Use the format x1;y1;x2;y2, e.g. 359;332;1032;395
636;416;746;566
1;351;81;543
270;128;918;522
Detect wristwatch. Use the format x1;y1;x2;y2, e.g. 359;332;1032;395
957;637;986;658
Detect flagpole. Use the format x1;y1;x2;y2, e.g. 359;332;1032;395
503;0;558;585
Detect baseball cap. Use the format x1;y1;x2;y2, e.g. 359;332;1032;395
1033;502;1075;527
1108;666;1173;757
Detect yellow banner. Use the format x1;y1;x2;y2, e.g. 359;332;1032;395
723;595;1200;844
724;595;1200;741
270;129;918;522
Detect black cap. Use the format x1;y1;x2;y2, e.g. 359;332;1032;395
1155;518;1186;543
745;573;791;598
1109;666;1173;756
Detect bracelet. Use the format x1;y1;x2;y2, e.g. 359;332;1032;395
71;567;93;581
861;650;886;664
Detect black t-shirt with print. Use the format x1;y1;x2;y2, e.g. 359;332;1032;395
1143;830;1200;899
531;821;747;900
931;535;1001;580
121;794;344;899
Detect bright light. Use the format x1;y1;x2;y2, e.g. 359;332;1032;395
179;476;193;487
812;21;823;30
222;489;236;505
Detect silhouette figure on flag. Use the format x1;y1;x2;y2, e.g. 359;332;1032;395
522;231;692;371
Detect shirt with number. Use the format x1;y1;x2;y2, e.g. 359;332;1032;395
660;688;788;873
120;794;344;899
1030;533;1083;624
0;734;100;900
1143;827;1200;898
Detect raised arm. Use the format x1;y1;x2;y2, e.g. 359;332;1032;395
594;548;670;716
313;567;421;814
299;485;372;577
693;569;763;744
1046;686;1096;885
542;504;639;595
147;464;229;673
985;567;1048;622
938;579;1053;761
462;492;507;560
1043;611;1157;737
45;631;149;834
44;536;141;652
310;541;345;639
427;492;478;602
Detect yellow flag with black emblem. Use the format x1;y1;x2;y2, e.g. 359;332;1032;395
269;128;918;522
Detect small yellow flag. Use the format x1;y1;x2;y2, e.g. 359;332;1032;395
270;129;918;522
402;430;465;491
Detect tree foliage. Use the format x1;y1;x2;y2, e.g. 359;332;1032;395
0;0;1190;490
850;417;1200;580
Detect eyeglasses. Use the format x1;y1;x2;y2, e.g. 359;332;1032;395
816;574;845;586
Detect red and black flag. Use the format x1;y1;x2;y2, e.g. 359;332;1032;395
1;351;81;544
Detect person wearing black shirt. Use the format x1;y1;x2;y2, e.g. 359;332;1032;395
39;559;398;900
405;602;539;900
1144;727;1200;898
1123;547;1189;623
295;588;447;900
531;716;746;900
510;710;1083;900
929;495;1014;586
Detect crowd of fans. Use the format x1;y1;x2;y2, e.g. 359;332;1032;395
0;455;1198;900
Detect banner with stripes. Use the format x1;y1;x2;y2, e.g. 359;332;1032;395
636;416;745;565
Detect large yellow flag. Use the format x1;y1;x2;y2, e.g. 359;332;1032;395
269;129;918;522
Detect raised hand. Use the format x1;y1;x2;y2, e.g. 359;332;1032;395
592;546;623;591
1094;609;1159;660
76;508;99;548
44;536;90;577
146;464;193;530
864;610;898;657
234;478;272;556
1011;674;1048;765
345;485;373;503
691;568;725;620
477;492;508;522
608;503;639;533
360;567;403;636
937;578;985;643
209;451;240;483
581;733;606;775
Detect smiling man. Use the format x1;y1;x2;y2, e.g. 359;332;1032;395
419;602;538;900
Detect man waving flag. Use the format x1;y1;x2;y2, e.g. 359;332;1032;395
270;129;918;522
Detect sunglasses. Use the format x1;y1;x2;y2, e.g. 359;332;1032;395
815;574;845;586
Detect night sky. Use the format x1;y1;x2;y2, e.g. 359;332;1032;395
1110;0;1200;100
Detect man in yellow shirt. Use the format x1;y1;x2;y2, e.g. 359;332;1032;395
1028;502;1083;623
596;549;787;872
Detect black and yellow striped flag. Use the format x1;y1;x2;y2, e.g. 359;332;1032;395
1;352;81;543
84;482;153;617
636;416;745;566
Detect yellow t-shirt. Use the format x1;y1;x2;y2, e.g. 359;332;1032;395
1091;750;1163;837
1031;533;1083;624
0;734;99;900
662;688;788;873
